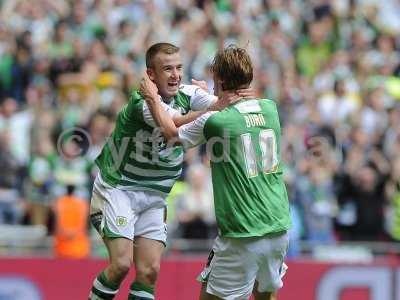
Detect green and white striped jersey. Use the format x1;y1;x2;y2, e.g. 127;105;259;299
95;84;216;195
178;99;291;238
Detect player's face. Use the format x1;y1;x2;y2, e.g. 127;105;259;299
147;52;183;100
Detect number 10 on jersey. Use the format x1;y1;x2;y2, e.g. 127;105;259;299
240;129;279;178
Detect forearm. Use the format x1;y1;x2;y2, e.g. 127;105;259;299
173;111;206;127
207;99;221;111
145;96;179;141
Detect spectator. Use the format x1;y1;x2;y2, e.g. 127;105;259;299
295;159;337;244
318;79;359;126
385;157;400;241
0;130;22;224
53;184;90;259
175;163;216;239
336;150;390;241
26;132;55;226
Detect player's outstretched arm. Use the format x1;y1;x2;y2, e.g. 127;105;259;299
140;74;179;142
208;88;256;111
172;87;255;127
173;111;206;127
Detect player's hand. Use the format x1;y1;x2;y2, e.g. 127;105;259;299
216;91;242;110
236;87;255;99
191;79;209;93
140;73;159;105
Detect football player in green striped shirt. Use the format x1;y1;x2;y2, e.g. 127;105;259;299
88;43;253;300
141;45;291;300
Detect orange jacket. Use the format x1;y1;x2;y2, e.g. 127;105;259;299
53;195;90;258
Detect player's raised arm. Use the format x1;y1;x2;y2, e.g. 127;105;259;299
141;74;213;148
174;89;252;150
142;95;204;128
140;73;247;146
172;110;206;127
140;74;179;142
142;96;181;128
176;79;255;126
208;87;256;111
188;79;256;112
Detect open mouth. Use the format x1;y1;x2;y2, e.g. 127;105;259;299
167;82;179;88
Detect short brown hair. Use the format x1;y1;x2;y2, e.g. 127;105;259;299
145;43;180;68
211;45;253;91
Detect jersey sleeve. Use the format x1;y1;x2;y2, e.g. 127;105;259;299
180;84;217;111
142;100;181;128
178;112;215;149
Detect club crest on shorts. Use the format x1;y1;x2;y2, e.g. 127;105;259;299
116;216;127;227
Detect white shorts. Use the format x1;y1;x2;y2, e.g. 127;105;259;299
198;232;289;299
90;175;167;244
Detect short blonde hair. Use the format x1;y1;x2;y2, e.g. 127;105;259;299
146;43;180;68
211;45;253;90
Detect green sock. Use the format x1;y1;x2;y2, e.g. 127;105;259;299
128;281;155;300
89;271;120;300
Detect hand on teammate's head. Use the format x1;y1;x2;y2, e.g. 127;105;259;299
235;87;256;99
217;91;243;110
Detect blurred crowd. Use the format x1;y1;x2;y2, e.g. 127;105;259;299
0;0;400;257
